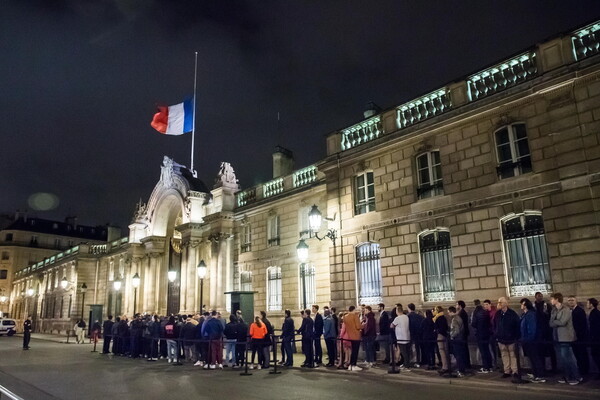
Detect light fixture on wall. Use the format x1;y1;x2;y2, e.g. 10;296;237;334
296;204;337;262
168;270;177;282
132;273;140;315
197;260;207;312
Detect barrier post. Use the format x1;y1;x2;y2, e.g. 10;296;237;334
240;337;252;376
269;335;281;375
388;339;399;374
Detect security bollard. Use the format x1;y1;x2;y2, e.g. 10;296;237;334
269;335;281;375
240;338;252;376
388;340;399;374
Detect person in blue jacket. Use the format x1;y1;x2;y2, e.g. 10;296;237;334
520;298;545;383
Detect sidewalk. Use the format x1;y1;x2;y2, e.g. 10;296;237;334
22;333;600;397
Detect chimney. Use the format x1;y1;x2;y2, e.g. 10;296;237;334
363;101;382;119
272;146;294;178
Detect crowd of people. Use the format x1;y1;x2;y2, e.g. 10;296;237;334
91;292;600;386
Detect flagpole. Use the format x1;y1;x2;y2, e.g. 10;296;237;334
191;51;198;176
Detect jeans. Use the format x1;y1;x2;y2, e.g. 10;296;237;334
224;339;236;365
325;338;336;365
350;340;360;366
283;337;294;366
556;343;581;381
314;335;323;364
102;336;111;353
377;335;390;361
452;340;468;373
166;339;178;361
477;339;493;370
364;336;376;363
523;341;545;378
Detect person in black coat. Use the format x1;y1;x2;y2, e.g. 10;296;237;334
534;292;556;372
235;318;249;367
568;296;589;375
471;300;493;372
312;305;324;365
102;315;114;354
378;303;391;364
456;300;471;368
297;308;315;367
495;297;521;380
588;298;600;373
281;309;295;367
421;310;437;370
260;311;273;368
407;303;424;367
23;316;32;350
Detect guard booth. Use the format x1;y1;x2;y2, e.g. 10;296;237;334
225;291;255;323
87;305;103;336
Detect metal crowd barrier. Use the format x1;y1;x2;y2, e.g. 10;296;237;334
0;384;25;400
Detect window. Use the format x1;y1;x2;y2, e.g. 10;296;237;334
68;240;74;247
298;206;311;237
501;212;551;297
299;263;316;310
355;172;376;215
267;215;280;247
267;266;282;311
54;239;61;249
241;225;252;253
30;235;38;246
0;270;7;279
240;271;253;291
416;151;443;199
5;233;13;241
1;251;9;261
419;229;455;302
355;242;382;304
495;123;531;179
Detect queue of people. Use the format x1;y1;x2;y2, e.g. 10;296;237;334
90;292;600;386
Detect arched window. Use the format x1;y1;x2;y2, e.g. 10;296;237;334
419;229;455;302
501;212;551;297
355;242;382;304
299;263;316;310
267;266;282;311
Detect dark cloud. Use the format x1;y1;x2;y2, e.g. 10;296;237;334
2;1;599;228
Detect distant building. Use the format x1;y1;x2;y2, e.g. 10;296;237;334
0;213;117;319
9;19;600;332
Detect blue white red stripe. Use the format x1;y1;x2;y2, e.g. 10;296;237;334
151;98;194;135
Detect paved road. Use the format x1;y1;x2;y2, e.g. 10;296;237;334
0;336;597;400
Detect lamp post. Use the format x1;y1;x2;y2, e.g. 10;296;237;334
80;283;87;320
197;260;207;312
131;273;140;316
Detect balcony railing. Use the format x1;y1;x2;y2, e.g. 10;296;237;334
263;178;284;198
396;88;452;129
341;115;383;151
572;22;600;61
294;165;318;187
237;188;257;207
467;51;538;101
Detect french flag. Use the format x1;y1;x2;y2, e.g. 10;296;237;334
151;98;194;135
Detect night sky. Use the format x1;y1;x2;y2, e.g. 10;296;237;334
2;1;599;230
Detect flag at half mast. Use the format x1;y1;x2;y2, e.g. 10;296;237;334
151;97;194;135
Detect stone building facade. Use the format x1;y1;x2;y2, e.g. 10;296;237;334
8;19;600;331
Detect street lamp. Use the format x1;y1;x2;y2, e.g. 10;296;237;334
113;278;122;291
80;283;87;320
168;270;177;282
197;260;207;312
60;276;68;289
296;239;309;263
27;288;35;297
297;204;338;263
131;273;140;315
